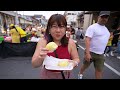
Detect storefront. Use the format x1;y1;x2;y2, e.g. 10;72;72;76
0;12;16;34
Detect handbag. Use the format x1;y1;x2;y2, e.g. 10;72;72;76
80;34;84;39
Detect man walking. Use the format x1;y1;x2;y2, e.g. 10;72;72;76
78;11;110;79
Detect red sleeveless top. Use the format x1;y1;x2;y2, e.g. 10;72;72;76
43;45;71;73
47;45;71;59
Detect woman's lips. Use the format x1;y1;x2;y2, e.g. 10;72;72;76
56;34;60;37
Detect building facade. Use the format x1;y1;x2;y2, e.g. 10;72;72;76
77;11;120;32
0;11;16;34
64;11;82;28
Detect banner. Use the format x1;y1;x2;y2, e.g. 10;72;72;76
0;41;37;58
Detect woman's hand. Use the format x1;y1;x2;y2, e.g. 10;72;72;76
38;48;49;60
63;60;78;73
67;60;79;68
72;61;79;67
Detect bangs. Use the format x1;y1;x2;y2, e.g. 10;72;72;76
49;14;67;27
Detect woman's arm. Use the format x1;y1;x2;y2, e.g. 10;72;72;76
32;38;48;68
68;39;80;67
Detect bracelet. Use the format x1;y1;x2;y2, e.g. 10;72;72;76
74;61;78;66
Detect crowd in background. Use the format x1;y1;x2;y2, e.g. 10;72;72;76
4;24;46;43
2;17;120;60
104;25;120;59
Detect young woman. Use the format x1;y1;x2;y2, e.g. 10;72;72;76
32;14;80;79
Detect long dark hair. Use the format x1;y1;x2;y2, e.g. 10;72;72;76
45;14;69;46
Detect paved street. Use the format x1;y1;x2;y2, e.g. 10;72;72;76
0;40;120;79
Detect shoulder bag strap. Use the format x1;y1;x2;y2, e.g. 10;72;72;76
54;50;65;79
15;27;21;38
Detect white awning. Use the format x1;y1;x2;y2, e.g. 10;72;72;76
0;11;16;16
19;18;32;24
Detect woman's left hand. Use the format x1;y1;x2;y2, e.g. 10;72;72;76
70;60;78;68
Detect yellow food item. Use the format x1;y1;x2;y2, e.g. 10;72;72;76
58;61;69;67
46;42;58;51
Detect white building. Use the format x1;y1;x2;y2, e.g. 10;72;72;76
34;15;47;27
83;11;93;31
64;11;82;27
77;11;93;31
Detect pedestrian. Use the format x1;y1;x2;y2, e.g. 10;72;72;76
32;14;80;79
116;35;120;59
66;25;71;39
78;11;110;79
15;25;27;43
112;25;120;47
9;24;20;43
79;28;84;40
112;33;120;59
104;31;114;57
75;27;83;42
70;26;75;39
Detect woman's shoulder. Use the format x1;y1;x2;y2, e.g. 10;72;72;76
68;39;76;54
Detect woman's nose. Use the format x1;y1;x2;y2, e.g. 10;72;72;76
56;27;61;31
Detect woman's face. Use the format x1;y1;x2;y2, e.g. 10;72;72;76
49;22;66;41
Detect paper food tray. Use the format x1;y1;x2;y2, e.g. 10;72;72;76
43;55;74;70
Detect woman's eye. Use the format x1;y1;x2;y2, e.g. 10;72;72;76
60;26;65;28
52;25;57;28
61;26;65;27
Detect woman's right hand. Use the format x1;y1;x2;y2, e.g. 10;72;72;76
38;48;49;60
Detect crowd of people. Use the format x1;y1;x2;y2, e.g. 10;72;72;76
103;25;120;59
4;24;46;43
